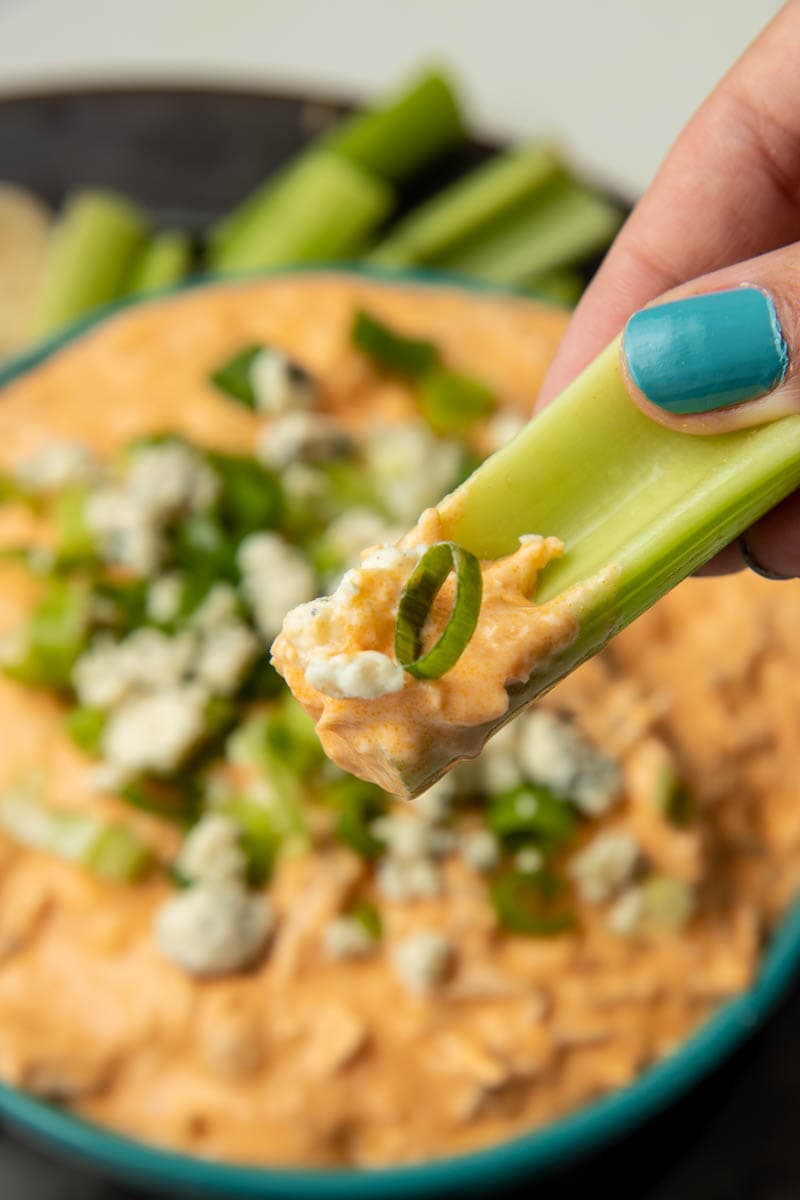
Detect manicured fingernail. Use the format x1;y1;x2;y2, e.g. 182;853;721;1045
623;287;788;415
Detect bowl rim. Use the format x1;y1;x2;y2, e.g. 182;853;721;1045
1;264;799;1198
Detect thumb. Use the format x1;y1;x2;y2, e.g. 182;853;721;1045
620;245;800;579
620;247;798;435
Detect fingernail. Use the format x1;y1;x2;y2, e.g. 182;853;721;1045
623;287;788;415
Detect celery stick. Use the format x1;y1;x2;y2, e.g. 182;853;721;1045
371;336;800;796
208;153;393;273
367;143;563;268
209;68;461;256
127;230;191;294
326;68;463;183
35;191;149;335
525;267;585;308
436;178;622;286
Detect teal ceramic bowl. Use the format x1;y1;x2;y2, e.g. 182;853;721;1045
1;267;799;1198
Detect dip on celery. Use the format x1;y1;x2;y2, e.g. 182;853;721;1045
0;273;795;1168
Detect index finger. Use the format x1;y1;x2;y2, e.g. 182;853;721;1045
536;0;800;409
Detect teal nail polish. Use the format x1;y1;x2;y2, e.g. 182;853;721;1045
623;287;788;415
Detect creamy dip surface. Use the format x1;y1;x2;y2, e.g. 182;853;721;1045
0;275;797;1169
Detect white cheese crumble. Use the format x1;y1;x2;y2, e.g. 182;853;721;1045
607;876;695;937
175;813;247;885
256;410;351;470
306;651;404;700
188;582;240;632
567;831;641;904
326;508;404;569
365;423;462;523
323;916;377;960
101;683;209;777
72;628;195;709
196;621;259;695
391;931;453;995
14;440;99;492
237;531;316;640
155;882;272;976
411;776;455;823
518;710;622;816
146;572;184;624
377;857;442;902
514;846;545;874
460;829;500;873
249;348;315;414
484;411;525;453
372;813;438;860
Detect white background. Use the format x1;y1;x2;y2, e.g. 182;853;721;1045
0;0;785;195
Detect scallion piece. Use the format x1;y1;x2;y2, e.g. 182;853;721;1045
418;366;496;435
219;797;284;886
323;777;387;860
53;484;96;566
394;541;482;680
351;309;439;378
349;898;382;941
209;344;262;409
65;705;106;755
4;578;90;690
0;788;152;883
487;784;575;851
490;868;574;936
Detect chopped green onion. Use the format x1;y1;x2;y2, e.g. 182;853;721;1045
35;190;149;335
174;514;238;581
368;142;562;268
324;776;388;860
90;578;149;634
53;484;96;566
349;898;382;941
394;541;482;680
0;788;152;883
262;695;324;776
654;765;696;829
121;776;200;824
207;452;284;538
418;366;495;435
238;658;284;702
65;705;106;755
4;578;90;690
490;868;574;936
351;309;439;378
487;784;576;851
208;152;393;273
126;230;191;295
209;345;262;409
219;796;284;886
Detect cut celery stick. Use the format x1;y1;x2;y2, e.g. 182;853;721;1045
366;142;562;268
525;267;585;308
208;152;393;273
35;191;149;335
209;68;461;255
436;178;622;286
382;337;800;796
325;67;463;183
127;230;191;294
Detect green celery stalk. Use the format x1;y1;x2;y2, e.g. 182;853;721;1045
525;267;585;308
35;191;149;335
367;142;562;268
435;178;622;286
126;230;192;294
208;152;393;273
325;67;463;183
390;337;800;795
210;68;462;255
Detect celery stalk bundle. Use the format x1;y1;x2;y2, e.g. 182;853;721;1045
397;339;800;795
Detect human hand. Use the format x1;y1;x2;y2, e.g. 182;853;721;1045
537;2;800;578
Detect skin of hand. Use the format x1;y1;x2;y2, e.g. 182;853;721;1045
536;1;800;578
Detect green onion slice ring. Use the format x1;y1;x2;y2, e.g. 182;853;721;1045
394;541;482;680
